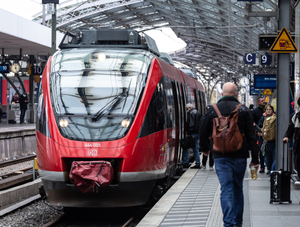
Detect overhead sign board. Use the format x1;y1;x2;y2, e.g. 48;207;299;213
254;74;277;89
31;66;44;75
259;34;295;50
0;64;10;73
250;86;260;95
261;55;271;65
245;53;256;64
270;27;298;53
42;0;59;3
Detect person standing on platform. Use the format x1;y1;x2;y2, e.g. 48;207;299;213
252;97;265;124
19;92;29;124
200;82;259;227
0;103;2;123
11;93;19;103
261;104;276;175
253;96;267;173
182;103;201;169
283;98;300;185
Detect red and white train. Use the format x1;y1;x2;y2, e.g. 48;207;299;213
36;29;206;208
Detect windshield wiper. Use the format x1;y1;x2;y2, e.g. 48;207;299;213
91;89;129;122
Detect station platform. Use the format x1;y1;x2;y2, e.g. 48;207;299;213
138;161;300;227
0;122;35;133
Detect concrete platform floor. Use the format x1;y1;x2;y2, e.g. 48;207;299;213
138;161;300;227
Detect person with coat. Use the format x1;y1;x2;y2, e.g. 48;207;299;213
0;103;2;123
19;92;29;124
11;93;19;103
283;98;300;185
260;104;276;175
200;82;259;227
182;103;201;169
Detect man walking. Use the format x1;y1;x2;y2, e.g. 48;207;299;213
200;82;259;227
252;96;266;173
252;96;265;125
283;98;300;185
182;103;201;169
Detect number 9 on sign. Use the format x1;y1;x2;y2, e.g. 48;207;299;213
261;55;271;65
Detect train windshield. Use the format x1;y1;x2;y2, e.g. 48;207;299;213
50;48;153;141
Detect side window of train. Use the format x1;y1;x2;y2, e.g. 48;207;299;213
36;81;47;135
197;91;202;116
139;78;167;137
185;85;196;107
162;76;176;129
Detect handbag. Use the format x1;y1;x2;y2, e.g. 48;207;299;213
180;136;195;149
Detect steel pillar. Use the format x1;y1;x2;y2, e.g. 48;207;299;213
276;0;291;170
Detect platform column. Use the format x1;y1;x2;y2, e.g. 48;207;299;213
276;0;291;170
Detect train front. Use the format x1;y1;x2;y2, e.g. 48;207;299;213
36;47;159;207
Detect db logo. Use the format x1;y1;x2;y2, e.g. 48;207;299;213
88;149;98;156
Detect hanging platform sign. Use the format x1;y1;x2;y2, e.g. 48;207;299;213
270;27;298;53
263;89;273;96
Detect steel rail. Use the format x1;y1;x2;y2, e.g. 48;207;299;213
0;155;36;168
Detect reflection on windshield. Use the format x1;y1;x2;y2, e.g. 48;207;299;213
50;48;154;141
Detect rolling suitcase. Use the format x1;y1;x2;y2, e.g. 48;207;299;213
270;143;292;204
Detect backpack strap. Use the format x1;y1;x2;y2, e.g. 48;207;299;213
212;104;223;118
212;103;242;117
234;104;242;112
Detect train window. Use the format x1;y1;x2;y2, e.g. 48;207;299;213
139;77;168;137
49;48;155;141
36;81;49;136
163;77;176;129
185;85;196;108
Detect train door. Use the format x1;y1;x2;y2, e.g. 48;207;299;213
172;81;183;166
181;84;187;128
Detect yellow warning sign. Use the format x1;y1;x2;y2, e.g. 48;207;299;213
270;27;298;53
265;96;269;103
263;89;273;96
27;64;32;74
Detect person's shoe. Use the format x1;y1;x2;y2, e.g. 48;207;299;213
233;224;243;227
209;167;214;171
295;181;300;185
182;163;190;168
200;165;206;169
267;171;271;176
190;165;201;169
259;169;265;173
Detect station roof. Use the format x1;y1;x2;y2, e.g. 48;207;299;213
32;0;294;85
0;8;64;55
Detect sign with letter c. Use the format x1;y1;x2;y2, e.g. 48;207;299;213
245;53;256;64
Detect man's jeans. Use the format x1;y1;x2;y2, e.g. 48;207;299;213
182;134;200;166
214;158;247;227
20;109;26;124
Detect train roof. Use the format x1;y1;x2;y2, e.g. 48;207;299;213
157;58;204;91
58;29;160;56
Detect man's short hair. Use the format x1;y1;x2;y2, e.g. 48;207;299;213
186;103;194;109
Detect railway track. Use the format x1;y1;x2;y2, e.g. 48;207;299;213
0;154;37;190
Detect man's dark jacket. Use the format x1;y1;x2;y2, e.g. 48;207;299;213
186;108;201;135
199;96;259;164
284;112;300;153
252;106;264;125
19;95;28;110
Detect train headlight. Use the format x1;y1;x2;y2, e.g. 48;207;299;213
98;53;106;61
121;119;130;128
59;119;69;127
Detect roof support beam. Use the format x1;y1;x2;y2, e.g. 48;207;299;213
248;11;278;18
